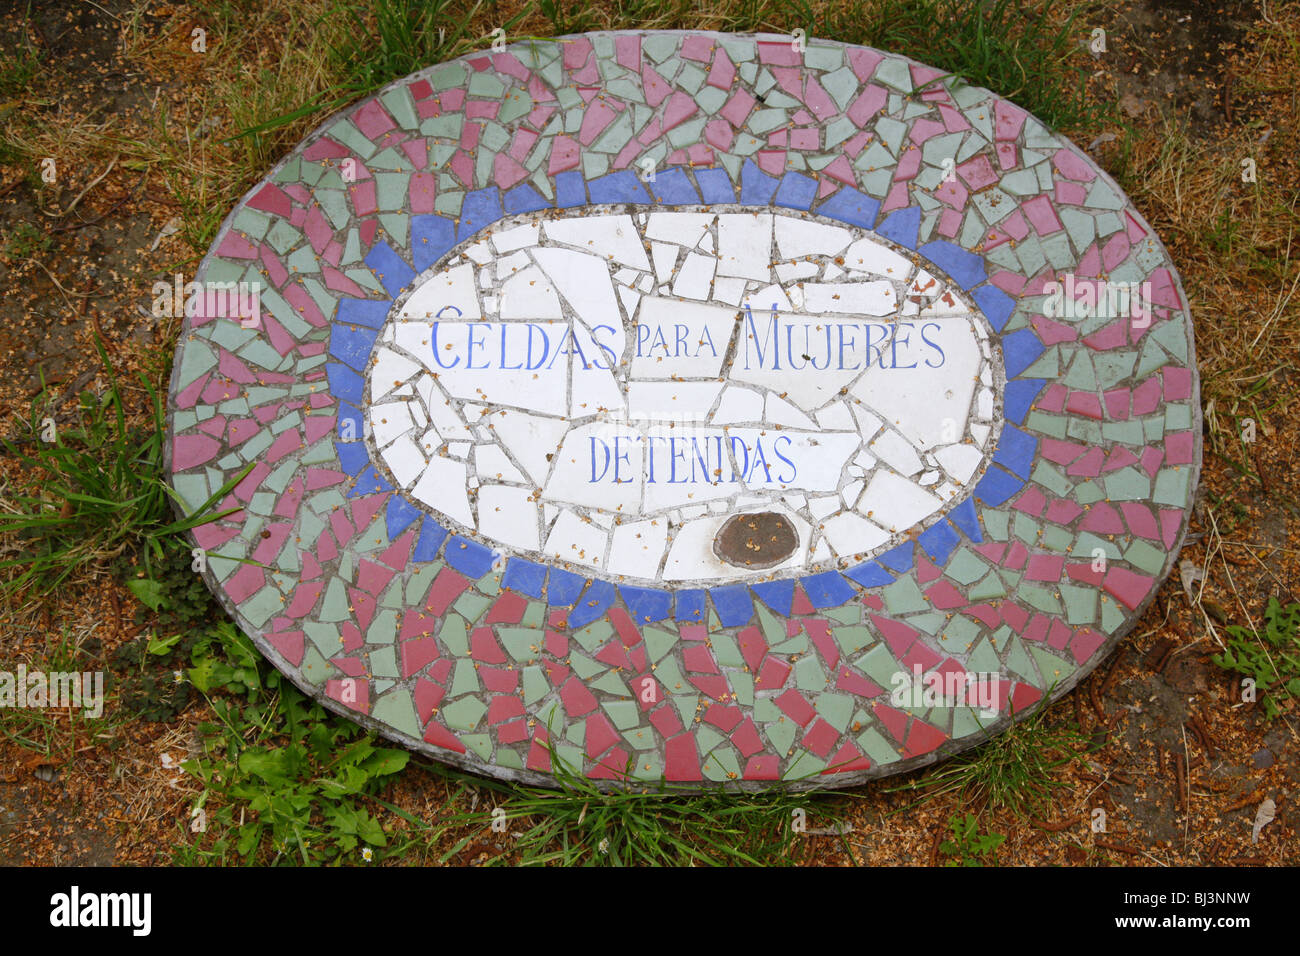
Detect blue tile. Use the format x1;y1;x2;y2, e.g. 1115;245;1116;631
348;465;393;497
384;495;421;539
739;159;780;205
773;172;817;210
588;169;651;204
503;183;550;214
620;585;673;623
710;584;754;627
445;535;496;579
335;401;363;441
875;207;920;249
918;240;986;290
801;571;855;608
1003;378;1046;424
1002;328;1046;378
363;241;416;296
412;516;448;562
649;166;699;204
334;440;370;476
973;466;1024;507
918;521;960;564
878;542;915;573
335;297;390;329
545;567;585;608
993;423;1037;478
411;215;457;272
503;557;547;599
328;323;379;372
568;580;616;628
555;170;586;207
674;588;708;622
325;362;364;403
816;186;881;230
695;167;735;203
947;497;982;542
973;284;1015;332
456;188;503;242
751;579;795;616
844;562;894;588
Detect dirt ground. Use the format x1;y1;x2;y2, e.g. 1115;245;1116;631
0;0;1296;866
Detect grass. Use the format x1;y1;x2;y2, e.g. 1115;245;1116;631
0;624;115;762
0;335;250;599
425;739;856;866
887;694;1094;817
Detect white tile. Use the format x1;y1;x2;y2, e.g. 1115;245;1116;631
606;518;668;578
477;484;540;550
935;442;983;483
710;386;765;424
531;246;620;328
711;276;748;306
725;427;859;492
491;222;540;255
716;213;773;281
543;509;608;569
869;427;924;476
645;212;713;247
671;252;717;301
492;409;570;485
627;381;723;421
815;402;856;431
474;443;527;483
380;433;425;488
650;242;679;285
369;348;420;399
765;393;817;429
630;297;735;379
543;214;650;270
429;320;569;416
843;236;913;280
399;263;481;319
499;265;563;319
369;401;414;448
775;260;820;282
850;319;980;450
822;511;891;557
855;470;942;532
410;456;474;526
800;281;897;316
774;216;851;260
543;423;642;513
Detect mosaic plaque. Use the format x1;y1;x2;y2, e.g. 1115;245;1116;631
167;31;1200;789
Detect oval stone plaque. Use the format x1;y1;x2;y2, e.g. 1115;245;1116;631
168;31;1199;790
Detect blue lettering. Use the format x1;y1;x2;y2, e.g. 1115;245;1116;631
591;324;619;369
920;322;946;368
589;437;611;482
465;323;488;369
890;323;917;369
773;435;797;483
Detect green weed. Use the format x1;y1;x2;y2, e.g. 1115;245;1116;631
1214;597;1300;721
174;621;420;865
938;813;1005;866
